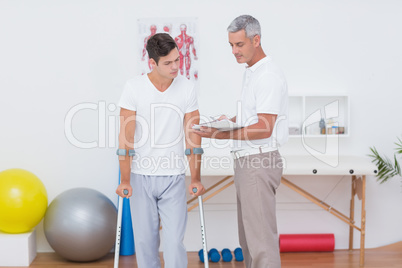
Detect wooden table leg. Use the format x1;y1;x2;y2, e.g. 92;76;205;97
360;175;366;266
349;175;356;250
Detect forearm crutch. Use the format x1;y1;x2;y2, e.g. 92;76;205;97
114;189;128;268
193;188;209;268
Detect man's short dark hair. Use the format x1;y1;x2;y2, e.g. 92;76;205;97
146;33;178;65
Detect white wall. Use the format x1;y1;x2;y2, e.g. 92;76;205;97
1;0;401;253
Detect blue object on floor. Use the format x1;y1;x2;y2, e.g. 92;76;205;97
120;197;135;255
119;170;135;256
221;248;233;262
209;248;220;262
234;247;244;261
198;249;204;263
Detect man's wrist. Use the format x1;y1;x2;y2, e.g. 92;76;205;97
190;175;201;183
120;178;130;184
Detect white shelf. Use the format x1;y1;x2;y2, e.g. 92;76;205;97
288;94;349;137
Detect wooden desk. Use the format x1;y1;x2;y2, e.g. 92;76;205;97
187;155;378;266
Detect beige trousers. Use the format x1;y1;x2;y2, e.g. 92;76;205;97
234;150;283;268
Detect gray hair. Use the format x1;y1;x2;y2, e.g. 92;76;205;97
227;15;261;39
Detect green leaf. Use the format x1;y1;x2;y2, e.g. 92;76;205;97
395;137;402;155
368;146;400;183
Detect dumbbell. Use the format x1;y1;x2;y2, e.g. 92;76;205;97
198;249;205;263
234;247;244;261
208;248;221;262
221;248;233;262
198;248;220;262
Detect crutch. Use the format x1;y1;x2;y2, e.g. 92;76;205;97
193;188;209;268
114;189;128;268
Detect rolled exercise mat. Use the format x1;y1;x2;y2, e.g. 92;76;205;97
279;234;335;252
120;197;135;255
118;170;135;256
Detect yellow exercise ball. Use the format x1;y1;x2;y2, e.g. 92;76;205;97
0;168;48;233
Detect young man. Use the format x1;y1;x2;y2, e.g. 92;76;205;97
194;15;288;268
116;33;205;268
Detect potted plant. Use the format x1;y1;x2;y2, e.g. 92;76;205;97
369;136;402;183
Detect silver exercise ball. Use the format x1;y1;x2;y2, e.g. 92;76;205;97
44;188;117;262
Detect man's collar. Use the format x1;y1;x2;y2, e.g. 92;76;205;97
246;56;270;72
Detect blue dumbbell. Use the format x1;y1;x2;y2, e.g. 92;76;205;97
198;249;205;263
208;248;221;262
234;247;244;261
221;248;233;262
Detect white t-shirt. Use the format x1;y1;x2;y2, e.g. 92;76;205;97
118;74;198;175
233;56;289;150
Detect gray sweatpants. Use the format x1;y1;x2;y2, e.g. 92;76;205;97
234;150;283;268
129;173;187;268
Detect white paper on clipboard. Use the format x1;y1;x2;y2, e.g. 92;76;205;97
192;119;242;131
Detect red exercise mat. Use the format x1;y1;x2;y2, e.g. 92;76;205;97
279;234;335;252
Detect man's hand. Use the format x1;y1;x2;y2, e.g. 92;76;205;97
193;113;275;141
192;126;223;139
189;181;206;197
116;183;132;198
216;115;229;121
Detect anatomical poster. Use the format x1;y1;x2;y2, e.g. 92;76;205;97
138;17;199;84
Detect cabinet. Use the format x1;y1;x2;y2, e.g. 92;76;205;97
288;94;349;137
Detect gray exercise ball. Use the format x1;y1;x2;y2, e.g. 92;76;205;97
44;188;117;262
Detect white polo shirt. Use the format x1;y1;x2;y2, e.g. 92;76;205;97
233;56;289;151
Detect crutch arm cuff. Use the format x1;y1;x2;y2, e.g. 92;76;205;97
193;148;204;155
116;149;127;156
185;148;204;155
116;149;135;156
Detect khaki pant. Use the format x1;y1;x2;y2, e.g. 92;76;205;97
234;151;283;268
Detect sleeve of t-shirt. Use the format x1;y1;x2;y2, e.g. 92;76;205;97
118;80;137;111
254;74;284;115
185;83;198;113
